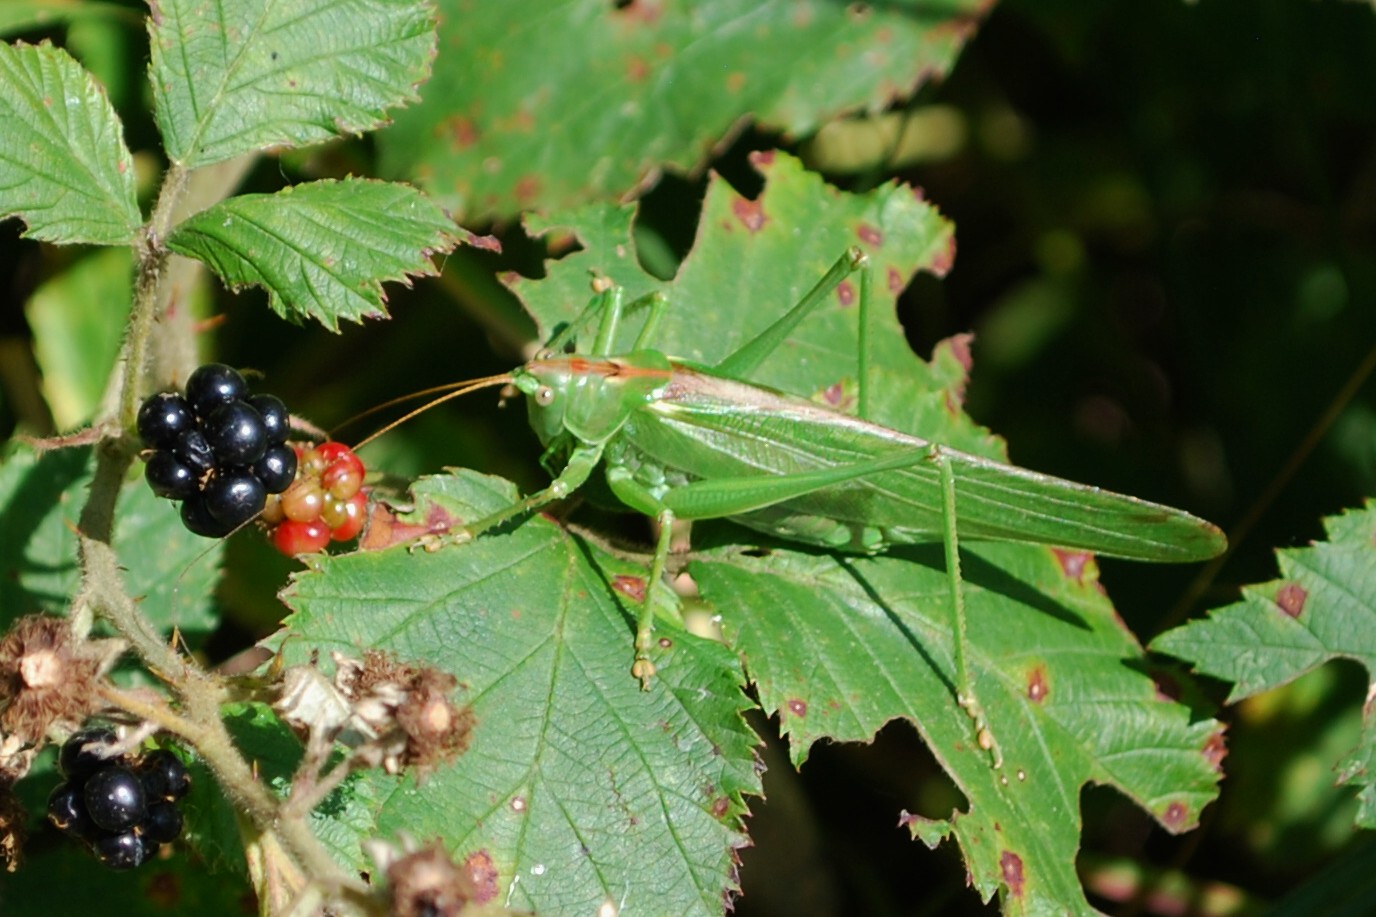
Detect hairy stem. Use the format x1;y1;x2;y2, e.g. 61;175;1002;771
70;155;363;911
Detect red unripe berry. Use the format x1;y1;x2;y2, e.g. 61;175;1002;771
297;446;327;477
280;480;325;523
271;519;331;555
327;491;368;542
321;451;365;500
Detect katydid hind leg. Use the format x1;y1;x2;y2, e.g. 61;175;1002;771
937;446;1003;768
713;247;868;380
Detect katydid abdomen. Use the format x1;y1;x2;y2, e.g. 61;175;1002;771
559;358;1224;564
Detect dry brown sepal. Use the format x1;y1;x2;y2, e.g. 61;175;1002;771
363;835;508;917
0;615;123;780
275;650;474;781
0;781;25;873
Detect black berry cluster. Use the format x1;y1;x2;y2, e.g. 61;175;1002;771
46;729;191;870
137;363;297;537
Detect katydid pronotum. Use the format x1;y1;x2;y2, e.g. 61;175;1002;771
371;247;1225;765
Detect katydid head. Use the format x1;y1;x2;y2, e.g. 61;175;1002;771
514;352;673;447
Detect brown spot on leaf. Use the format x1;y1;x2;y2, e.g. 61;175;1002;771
463;850;500;904
1000;851;1025;898
1203;729;1228;770
786;698;807;718
1053;549;1092;582
1276;582;1306;618
823;382;847;407
732;197;767;232
1026;666;1049;703
359;502;460;551
711;794;731;819
444;115;480;150
463;231;502;254
887;266;904;293
626;55;650;82
930;233;956;276
751;149;777;169
726;71;746;93
857;223;883;247
616;0;664;24
613;575;646;603
146;871;181;908
514;175;542;206
1161;801;1189;830
837;279;856;307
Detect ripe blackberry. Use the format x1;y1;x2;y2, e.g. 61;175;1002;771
50;732;190;869
248;393;290;446
144;452;199;500
253;444;298;494
203;471;267;528
92;830;147;870
173;428;217;476
185;363;248;416
59;728;121;780
203;400;269;465
136;393;195;450
138;750;191;802
83;766;147;833
139;365;306;541
47;782;95;839
139;801;184;845
180;494;234;538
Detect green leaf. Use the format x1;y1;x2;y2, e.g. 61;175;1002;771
0;2;138;38
379;0;987;218
25;247;133;429
693;542;1222;914
0;40;140;244
1154;501;1376;827
0;443;222;643
276;470;758;917
166;177;459;330
148;0;437;169
515;151;978;449
510;153;1219;911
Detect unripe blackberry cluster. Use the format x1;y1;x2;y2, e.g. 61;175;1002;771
262;442;368;554
47;729;191;870
137;363;297;537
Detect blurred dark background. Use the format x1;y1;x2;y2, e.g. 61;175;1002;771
3;0;1375;914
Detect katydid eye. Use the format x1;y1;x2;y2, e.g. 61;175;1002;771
535;387;556;406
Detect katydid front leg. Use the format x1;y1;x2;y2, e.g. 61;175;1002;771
442;442;604;544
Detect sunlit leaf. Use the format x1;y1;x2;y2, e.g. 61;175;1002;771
166;178;458;330
149;0;436;169
0;40;140;244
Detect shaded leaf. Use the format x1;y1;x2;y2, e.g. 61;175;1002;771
0;443;222;643
0;40;140;244
148;0;437;169
25;246;133;429
380;0;988;218
0;2;138;38
276;471;758;917
166;177;458;330
1154;501;1376;827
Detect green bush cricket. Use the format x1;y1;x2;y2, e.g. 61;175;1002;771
369;247;1225;765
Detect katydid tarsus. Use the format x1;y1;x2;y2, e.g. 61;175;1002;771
369;246;1225;765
